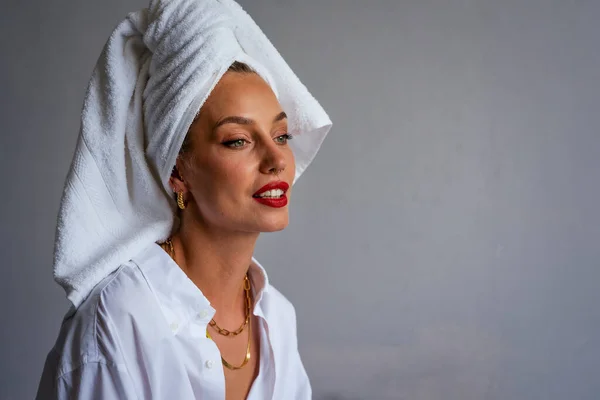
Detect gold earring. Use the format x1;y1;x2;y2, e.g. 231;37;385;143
177;191;186;210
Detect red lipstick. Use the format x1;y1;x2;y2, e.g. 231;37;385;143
253;181;290;208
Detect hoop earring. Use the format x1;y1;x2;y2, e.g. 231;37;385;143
177;191;187;210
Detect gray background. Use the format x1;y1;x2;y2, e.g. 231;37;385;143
1;0;599;399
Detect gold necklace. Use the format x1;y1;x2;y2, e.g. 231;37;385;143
160;237;252;370
162;238;251;337
206;317;252;370
208;275;251;337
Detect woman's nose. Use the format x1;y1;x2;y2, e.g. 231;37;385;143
259;141;287;175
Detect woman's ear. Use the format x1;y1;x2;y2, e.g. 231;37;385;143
169;161;187;193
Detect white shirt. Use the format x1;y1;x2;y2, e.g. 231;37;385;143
36;243;311;399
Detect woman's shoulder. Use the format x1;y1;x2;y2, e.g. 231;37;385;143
264;284;294;310
47;260;159;376
260;284;306;378
79;258;157;322
261;283;299;333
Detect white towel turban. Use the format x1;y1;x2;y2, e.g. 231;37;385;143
53;0;332;308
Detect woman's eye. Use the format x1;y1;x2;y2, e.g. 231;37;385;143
223;139;248;148
275;133;293;144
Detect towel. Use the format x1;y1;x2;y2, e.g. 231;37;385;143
53;0;332;308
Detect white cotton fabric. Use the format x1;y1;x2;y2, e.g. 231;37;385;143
53;0;332;308
37;243;311;399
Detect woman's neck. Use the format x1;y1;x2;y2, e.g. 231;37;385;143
171;214;259;321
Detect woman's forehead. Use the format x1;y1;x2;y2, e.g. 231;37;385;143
200;73;282;124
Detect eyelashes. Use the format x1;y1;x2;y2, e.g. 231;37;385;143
222;138;248;148
222;133;293;149
274;133;293;144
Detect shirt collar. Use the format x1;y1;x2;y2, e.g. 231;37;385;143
131;242;271;334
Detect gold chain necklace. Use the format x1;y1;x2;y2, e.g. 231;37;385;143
209;275;251;337
206;318;251;370
160;238;252;370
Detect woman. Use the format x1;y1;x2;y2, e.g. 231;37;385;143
36;0;331;399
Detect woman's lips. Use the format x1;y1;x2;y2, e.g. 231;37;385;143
253;181;289;208
253;196;288;208
253;181;290;196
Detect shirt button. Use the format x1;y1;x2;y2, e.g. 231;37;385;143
199;309;209;319
205;359;214;369
170;322;179;332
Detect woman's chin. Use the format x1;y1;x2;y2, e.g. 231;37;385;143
257;216;289;232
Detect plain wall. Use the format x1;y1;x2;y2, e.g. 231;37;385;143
1;0;599;399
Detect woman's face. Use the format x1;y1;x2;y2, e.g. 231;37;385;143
173;71;295;233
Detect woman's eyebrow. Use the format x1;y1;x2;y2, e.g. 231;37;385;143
273;111;287;122
214;115;254;129
213;111;288;130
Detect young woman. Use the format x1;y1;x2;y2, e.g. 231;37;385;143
36;1;331;399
